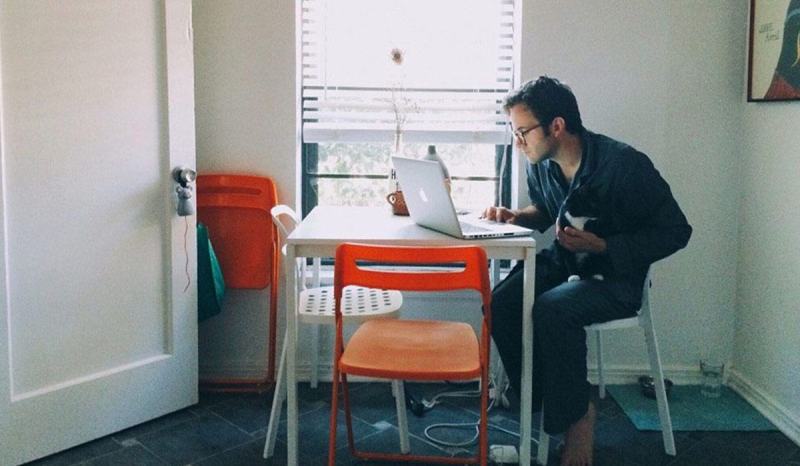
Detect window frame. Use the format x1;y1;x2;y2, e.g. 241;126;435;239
301;142;512;218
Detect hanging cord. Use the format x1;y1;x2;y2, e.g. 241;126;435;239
182;216;191;293
420;378;539;450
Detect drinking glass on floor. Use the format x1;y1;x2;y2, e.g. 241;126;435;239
700;360;724;398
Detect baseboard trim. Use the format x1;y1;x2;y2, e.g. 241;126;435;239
585;364;704;385
199;363;375;383
199;363;267;380
727;368;800;446
202;362;705;386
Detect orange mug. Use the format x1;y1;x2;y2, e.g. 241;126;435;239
386;191;409;216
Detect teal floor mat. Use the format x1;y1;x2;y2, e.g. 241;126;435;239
606;384;777;431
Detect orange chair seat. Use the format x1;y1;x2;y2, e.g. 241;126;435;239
340;319;480;381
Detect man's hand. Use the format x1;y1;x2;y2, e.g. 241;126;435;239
482;206;518;224
557;223;607;254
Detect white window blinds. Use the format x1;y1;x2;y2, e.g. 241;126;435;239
301;0;517;144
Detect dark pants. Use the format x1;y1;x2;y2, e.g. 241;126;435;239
491;253;637;434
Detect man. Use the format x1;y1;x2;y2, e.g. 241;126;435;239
484;76;691;466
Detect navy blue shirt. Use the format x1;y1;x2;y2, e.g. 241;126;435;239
526;130;692;305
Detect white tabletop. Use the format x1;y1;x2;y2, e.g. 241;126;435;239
288;206;535;258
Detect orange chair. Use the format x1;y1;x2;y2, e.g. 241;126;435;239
328;243;492;466
196;174;279;392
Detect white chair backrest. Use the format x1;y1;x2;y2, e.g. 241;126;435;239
638;269;653;322
642;270;653;309
270;205;300;248
270;205;306;288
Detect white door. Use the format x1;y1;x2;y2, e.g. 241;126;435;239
0;2;197;464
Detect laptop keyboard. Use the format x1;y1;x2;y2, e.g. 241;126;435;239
459;221;490;233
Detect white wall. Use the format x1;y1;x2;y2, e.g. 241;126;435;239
732;83;800;441
519;0;747;379
192;0;296;377
190;0;743;379
191;1;776;401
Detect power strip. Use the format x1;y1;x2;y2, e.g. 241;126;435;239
489;444;519;464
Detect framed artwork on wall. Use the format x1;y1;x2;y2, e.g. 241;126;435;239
748;0;800;101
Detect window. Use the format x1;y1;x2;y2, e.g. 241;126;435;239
299;0;519;216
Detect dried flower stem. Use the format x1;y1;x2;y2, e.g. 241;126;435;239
390;48;410;154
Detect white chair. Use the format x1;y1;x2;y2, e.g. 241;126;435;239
263;205;409;459
536;272;676;465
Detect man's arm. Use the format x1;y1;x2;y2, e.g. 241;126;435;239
603;152;692;274
482;204;553;232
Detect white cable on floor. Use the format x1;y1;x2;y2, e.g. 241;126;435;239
421;379;540;448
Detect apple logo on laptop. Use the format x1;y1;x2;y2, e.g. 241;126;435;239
418;188;429;203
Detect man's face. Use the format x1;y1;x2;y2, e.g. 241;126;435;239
509;104;552;164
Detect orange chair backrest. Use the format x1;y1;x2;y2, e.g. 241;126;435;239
197;174;278;289
334;243;492;312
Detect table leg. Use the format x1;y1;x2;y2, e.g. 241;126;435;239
286;244;299;466
490;258;501;288
519;247;536;465
310;257;322;388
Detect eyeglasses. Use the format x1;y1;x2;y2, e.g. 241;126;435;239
512;123;543;145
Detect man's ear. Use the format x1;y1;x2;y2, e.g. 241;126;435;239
550;116;566;137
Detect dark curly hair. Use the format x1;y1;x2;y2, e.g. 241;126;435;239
503;76;584;134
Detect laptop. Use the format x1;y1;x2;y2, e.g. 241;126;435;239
392;156;533;239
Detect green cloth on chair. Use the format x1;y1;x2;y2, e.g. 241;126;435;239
607;384;777;431
197;223;226;322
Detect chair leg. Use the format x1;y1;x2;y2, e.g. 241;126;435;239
328;366;341;466
480;370;489;466
342;373;358;456
596;330;606;399
537;407;549;465
263;329;288;459
642;319;676;456
391;380;411;454
310;323;320;389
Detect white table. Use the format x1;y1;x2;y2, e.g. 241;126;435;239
284;206;537;465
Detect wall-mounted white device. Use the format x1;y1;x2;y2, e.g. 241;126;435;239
172;166;196;216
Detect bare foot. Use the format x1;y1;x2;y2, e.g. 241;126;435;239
560;401;596;466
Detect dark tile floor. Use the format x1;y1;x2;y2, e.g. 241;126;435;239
25;382;800;466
